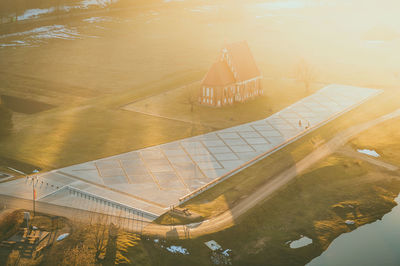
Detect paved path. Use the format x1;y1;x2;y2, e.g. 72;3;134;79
141;108;400;238
2;109;398;238
0;85;382;220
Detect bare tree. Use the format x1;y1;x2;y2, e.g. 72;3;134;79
62;245;95;266
294;58;317;94
89;213;109;261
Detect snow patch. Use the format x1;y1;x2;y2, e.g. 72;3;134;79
357;149;380;157
81;0;117;8
345;220;355;225
289;236;313;249
56;233;69;241
204;240;222;251
83;16;113;23
222;249;231;257
18;8;55;21
166;245;189;255
0;25;96;48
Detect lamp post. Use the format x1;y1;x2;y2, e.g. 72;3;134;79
32;169;39;217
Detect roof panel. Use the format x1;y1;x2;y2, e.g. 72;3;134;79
202;61;236;87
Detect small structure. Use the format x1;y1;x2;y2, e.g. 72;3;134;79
1;228;50;258
200;41;263;107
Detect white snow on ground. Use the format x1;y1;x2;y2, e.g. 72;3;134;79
289;236;313;249
18;8;55;21
222;249;232;257
357;149;380;157
0;25;96;48
166;245;189;255
83;16;114;23
204;240;222;251
0;25;80;40
0;40;29;47
56;233;69;241
8;0;119;23
81;0;118;8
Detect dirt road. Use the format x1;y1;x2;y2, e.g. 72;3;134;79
337;146;399;172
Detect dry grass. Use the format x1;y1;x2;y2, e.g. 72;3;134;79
350;116;400;165
152;89;400;223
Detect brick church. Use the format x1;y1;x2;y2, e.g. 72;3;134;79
199;41;263;107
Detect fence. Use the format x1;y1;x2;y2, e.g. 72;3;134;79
65;185;159;221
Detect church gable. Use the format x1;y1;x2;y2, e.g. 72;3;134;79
200;41;263;107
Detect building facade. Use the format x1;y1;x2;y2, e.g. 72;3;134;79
199;41;263;107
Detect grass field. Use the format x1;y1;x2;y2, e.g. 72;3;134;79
0;0;400;265
0;68;321;171
1;0;400;172
351;117;400;165
123;78;322;129
1;87;399;265
144;156;400;266
147;113;400;264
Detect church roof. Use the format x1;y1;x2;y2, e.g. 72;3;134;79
224;41;261;82
201;41;261;87
201;61;236;87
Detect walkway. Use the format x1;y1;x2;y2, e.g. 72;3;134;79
0;84;381;220
142;108;400;238
1;108;398;238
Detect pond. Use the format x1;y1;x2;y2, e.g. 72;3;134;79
308;194;400;266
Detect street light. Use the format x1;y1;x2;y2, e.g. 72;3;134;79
32;169;39;216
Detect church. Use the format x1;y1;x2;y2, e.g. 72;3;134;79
199;41;263;107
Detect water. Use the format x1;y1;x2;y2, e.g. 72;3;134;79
308;194;400;266
289;236;313;249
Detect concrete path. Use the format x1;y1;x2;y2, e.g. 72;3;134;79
0;85;382;220
141;108;400;238
1;109;398;239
